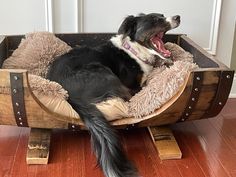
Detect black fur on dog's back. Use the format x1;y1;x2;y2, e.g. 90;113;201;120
48;43;143;97
47;43;141;177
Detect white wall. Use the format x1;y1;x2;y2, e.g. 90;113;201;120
0;0;220;55
215;0;236;97
52;0;81;33
84;0;217;53
0;0;235;95
0;0;46;35
0;0;80;35
215;0;236;66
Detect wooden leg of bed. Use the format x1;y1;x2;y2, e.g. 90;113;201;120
148;126;182;160
26;128;51;165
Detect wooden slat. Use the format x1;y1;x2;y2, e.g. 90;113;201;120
0;69;83;129
26;128;51;164
5;33;180;51
187;71;220;120
0;35;7;67
180;35;222;68
204;70;235;118
148;126;182;160
4;35;24;56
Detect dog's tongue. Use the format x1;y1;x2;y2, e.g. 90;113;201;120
152;34;171;58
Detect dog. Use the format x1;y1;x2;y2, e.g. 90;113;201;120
47;13;180;177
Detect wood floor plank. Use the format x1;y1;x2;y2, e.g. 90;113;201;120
0;125;22;156
0;156;15;177
230;172;236;177
172;121;229;177
138;129;183;177
0;98;236;177
194;118;236;176
218;98;236;117
9;128;38;177
208;114;236;175
209;114;236;154
34;130;87;177
83;131;104;177
122;129;162;177
0;126;22;177
53;130;85;177
40;129;64;177
172;128;208;177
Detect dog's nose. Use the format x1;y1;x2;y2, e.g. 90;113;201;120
173;15;180;22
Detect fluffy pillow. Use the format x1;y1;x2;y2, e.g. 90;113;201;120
28;74;80;118
128;42;198;118
2;32;71;78
29;75;129;121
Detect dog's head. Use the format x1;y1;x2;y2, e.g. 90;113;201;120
118;13;180;66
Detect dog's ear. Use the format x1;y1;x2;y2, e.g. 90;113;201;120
118;15;137;40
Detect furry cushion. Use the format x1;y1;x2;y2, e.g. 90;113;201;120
2;32;198;121
128;43;198;118
2;32;71;78
29;74;129;120
28;74;80;118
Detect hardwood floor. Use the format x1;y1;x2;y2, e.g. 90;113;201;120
0;99;236;177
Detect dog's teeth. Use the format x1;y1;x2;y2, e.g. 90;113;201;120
152;42;158;49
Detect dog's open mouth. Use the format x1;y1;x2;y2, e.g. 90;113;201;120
151;32;171;58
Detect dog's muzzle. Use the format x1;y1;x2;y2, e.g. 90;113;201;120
166;15;181;29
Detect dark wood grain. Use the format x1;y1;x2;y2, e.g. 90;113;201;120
172;121;229;177
180;35;219;68
0;126;22;177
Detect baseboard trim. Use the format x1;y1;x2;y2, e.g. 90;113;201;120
229;74;236;98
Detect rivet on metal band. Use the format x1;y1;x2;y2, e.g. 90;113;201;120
10;73;28;127
68;123;80;131
178;72;203;122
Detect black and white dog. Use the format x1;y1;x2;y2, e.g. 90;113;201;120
47;13;180;177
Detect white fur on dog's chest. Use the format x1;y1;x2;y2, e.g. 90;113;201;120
110;35;154;76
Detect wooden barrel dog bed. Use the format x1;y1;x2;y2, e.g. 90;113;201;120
0;33;234;163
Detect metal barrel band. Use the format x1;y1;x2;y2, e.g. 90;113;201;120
203;70;235;118
125;123;136;130
68;123;81;131
178;72;204;122
10;72;28;127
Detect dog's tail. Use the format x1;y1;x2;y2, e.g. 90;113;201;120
69;100;139;177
